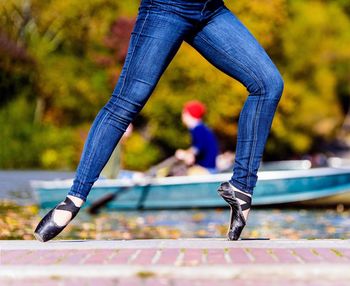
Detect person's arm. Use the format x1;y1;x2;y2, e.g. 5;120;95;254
175;147;196;165
175;126;204;165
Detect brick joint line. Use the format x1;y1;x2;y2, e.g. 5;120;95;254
243;248;255;262
106;249;119;263
202;249;208;264
151;249;162;265
128;249;141;264
290;249;305;264
224;249;232;264
175;250;184;266
267;249;279;262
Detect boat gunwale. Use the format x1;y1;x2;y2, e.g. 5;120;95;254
30;167;350;190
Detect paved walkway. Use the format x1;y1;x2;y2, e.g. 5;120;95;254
1;239;350;285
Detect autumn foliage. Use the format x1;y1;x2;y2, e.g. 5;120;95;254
1;0;350;170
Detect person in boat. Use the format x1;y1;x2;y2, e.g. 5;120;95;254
34;0;284;242
175;100;219;175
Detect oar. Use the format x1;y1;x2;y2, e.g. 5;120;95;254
88;186;130;215
146;155;178;177
87;156;178;215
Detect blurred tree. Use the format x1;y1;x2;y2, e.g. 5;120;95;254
1;0;350;169
0;30;34;106
272;0;350;156
0;0;120;168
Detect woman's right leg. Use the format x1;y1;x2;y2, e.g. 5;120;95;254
34;0;192;241
186;5;283;239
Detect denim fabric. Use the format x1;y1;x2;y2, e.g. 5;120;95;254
68;0;283;201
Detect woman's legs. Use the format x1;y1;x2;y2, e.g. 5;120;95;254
36;0;282;241
187;6;284;218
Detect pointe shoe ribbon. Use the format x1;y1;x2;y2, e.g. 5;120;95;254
217;182;251;241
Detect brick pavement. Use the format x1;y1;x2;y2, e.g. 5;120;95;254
0;239;349;285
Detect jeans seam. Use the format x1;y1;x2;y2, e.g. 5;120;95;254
196;32;266;192
114;3;152;101
75;110;109;194
247;95;264;189
200;0;210;15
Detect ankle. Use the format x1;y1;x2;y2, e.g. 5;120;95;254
242;209;250;221
67;195;84;207
228;182;252;197
228;182;252;221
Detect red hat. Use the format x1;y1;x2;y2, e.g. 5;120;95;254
183;100;206;119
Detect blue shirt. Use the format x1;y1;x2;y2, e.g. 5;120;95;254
190;123;219;169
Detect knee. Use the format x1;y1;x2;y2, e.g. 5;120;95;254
264;68;284;101
103;98;138;132
247;65;284;101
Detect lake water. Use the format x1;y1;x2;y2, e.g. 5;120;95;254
1;171;349;240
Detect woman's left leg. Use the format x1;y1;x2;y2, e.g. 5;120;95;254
186;5;283;239
34;2;191;242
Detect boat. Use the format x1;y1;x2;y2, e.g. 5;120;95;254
327;157;350;169
31;166;350;210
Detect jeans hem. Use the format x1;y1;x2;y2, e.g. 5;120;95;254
67;191;87;202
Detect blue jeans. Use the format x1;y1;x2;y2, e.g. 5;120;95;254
68;0;284;201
